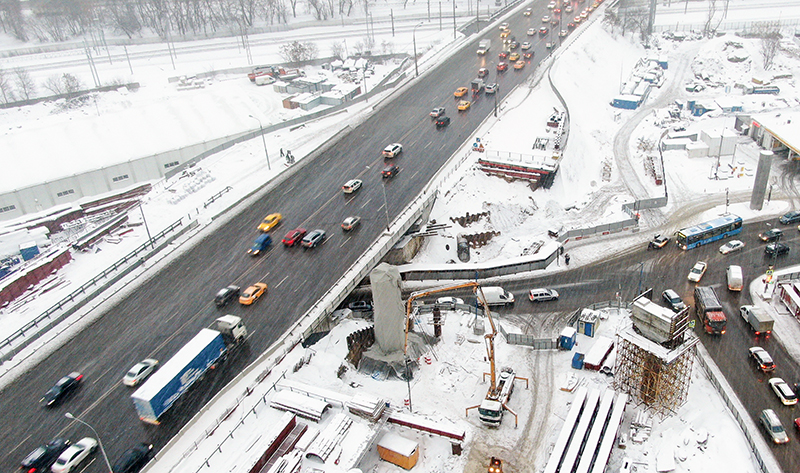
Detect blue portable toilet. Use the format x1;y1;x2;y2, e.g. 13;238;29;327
571;353;585;370
560;327;577;350
578;309;600;338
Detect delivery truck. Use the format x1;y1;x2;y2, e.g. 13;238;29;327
131;315;247;424
740;305;774;335
477;39;491;55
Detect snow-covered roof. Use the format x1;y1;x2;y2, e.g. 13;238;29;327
751;111;800;152
377;433;418;457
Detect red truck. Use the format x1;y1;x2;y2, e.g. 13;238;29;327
694;286;726;334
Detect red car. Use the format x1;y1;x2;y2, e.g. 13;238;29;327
539;26;548;35
281;228;307;246
498;51;509;60
497;62;509;72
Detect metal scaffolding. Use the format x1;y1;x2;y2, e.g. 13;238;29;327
613;329;698;418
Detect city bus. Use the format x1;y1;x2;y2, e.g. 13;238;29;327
675;214;743;250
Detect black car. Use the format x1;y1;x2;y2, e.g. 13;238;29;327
435;116;451;128
348;300;373;312
382;164;400;179
20;438;71;473
214;285;240;307
759;228;783;242
765;242;790;256
111;442;153;473
41;372;83;407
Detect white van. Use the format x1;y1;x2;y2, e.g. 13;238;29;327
726;265;743;292
477;286;515;307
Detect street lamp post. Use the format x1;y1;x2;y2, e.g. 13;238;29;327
65;412;114;473
413;22;424;77
139;201;153;250
248;115;271;170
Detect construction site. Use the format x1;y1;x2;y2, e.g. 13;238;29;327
156;268;753;473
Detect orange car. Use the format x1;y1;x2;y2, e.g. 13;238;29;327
514;60;525;70
454;87;469;97
239;282;268;305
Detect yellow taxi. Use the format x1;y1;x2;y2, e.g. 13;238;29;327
454;86;469;97
508;52;520;62
457;100;471;111
239;282;267;305
257;213;282;232
500;30;510;38
514;60;525;70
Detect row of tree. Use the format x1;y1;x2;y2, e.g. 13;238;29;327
0;0;370;43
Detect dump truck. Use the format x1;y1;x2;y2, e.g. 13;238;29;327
131;315;247;424
477;39;491;55
740;305;774;335
694;286;726;335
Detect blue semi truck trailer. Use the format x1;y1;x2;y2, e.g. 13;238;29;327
132;315;247;424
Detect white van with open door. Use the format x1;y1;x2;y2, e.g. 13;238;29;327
726;265;743;292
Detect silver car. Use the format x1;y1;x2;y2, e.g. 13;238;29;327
760;409;789;444
123;358;159;387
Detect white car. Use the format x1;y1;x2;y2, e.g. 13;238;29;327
547;1;556;9
342;179;363;194
436;296;464;309
499;22;509;30
527;28;536;36
769;377;798;406
719;239;745;254
687;261;707;282
382;143;403;158
51;437;98;473
542;15;551;23
123;358;159;387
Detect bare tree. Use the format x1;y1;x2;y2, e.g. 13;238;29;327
307;0;329;20
753;21;782;70
622;7;649;42
0;67;12;103
279;41;318;62
331;40;345;60
338;0;354;16
13;68;36;100
106;0;141;38
288;0;299;17
702;0;724;37
0;0;28;41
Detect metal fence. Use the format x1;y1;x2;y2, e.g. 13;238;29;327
0;216;193;364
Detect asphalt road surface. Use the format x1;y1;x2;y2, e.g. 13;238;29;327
463;220;800;472
0;3;565;470
7;6;798;473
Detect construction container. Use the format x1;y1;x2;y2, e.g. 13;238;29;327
377;433;419;470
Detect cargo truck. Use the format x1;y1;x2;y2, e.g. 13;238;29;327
694;286;727;334
131;315;247;424
740;305;774;335
477;39;492;55
471;78;485;95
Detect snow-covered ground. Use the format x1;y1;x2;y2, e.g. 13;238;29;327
3;0;800;472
